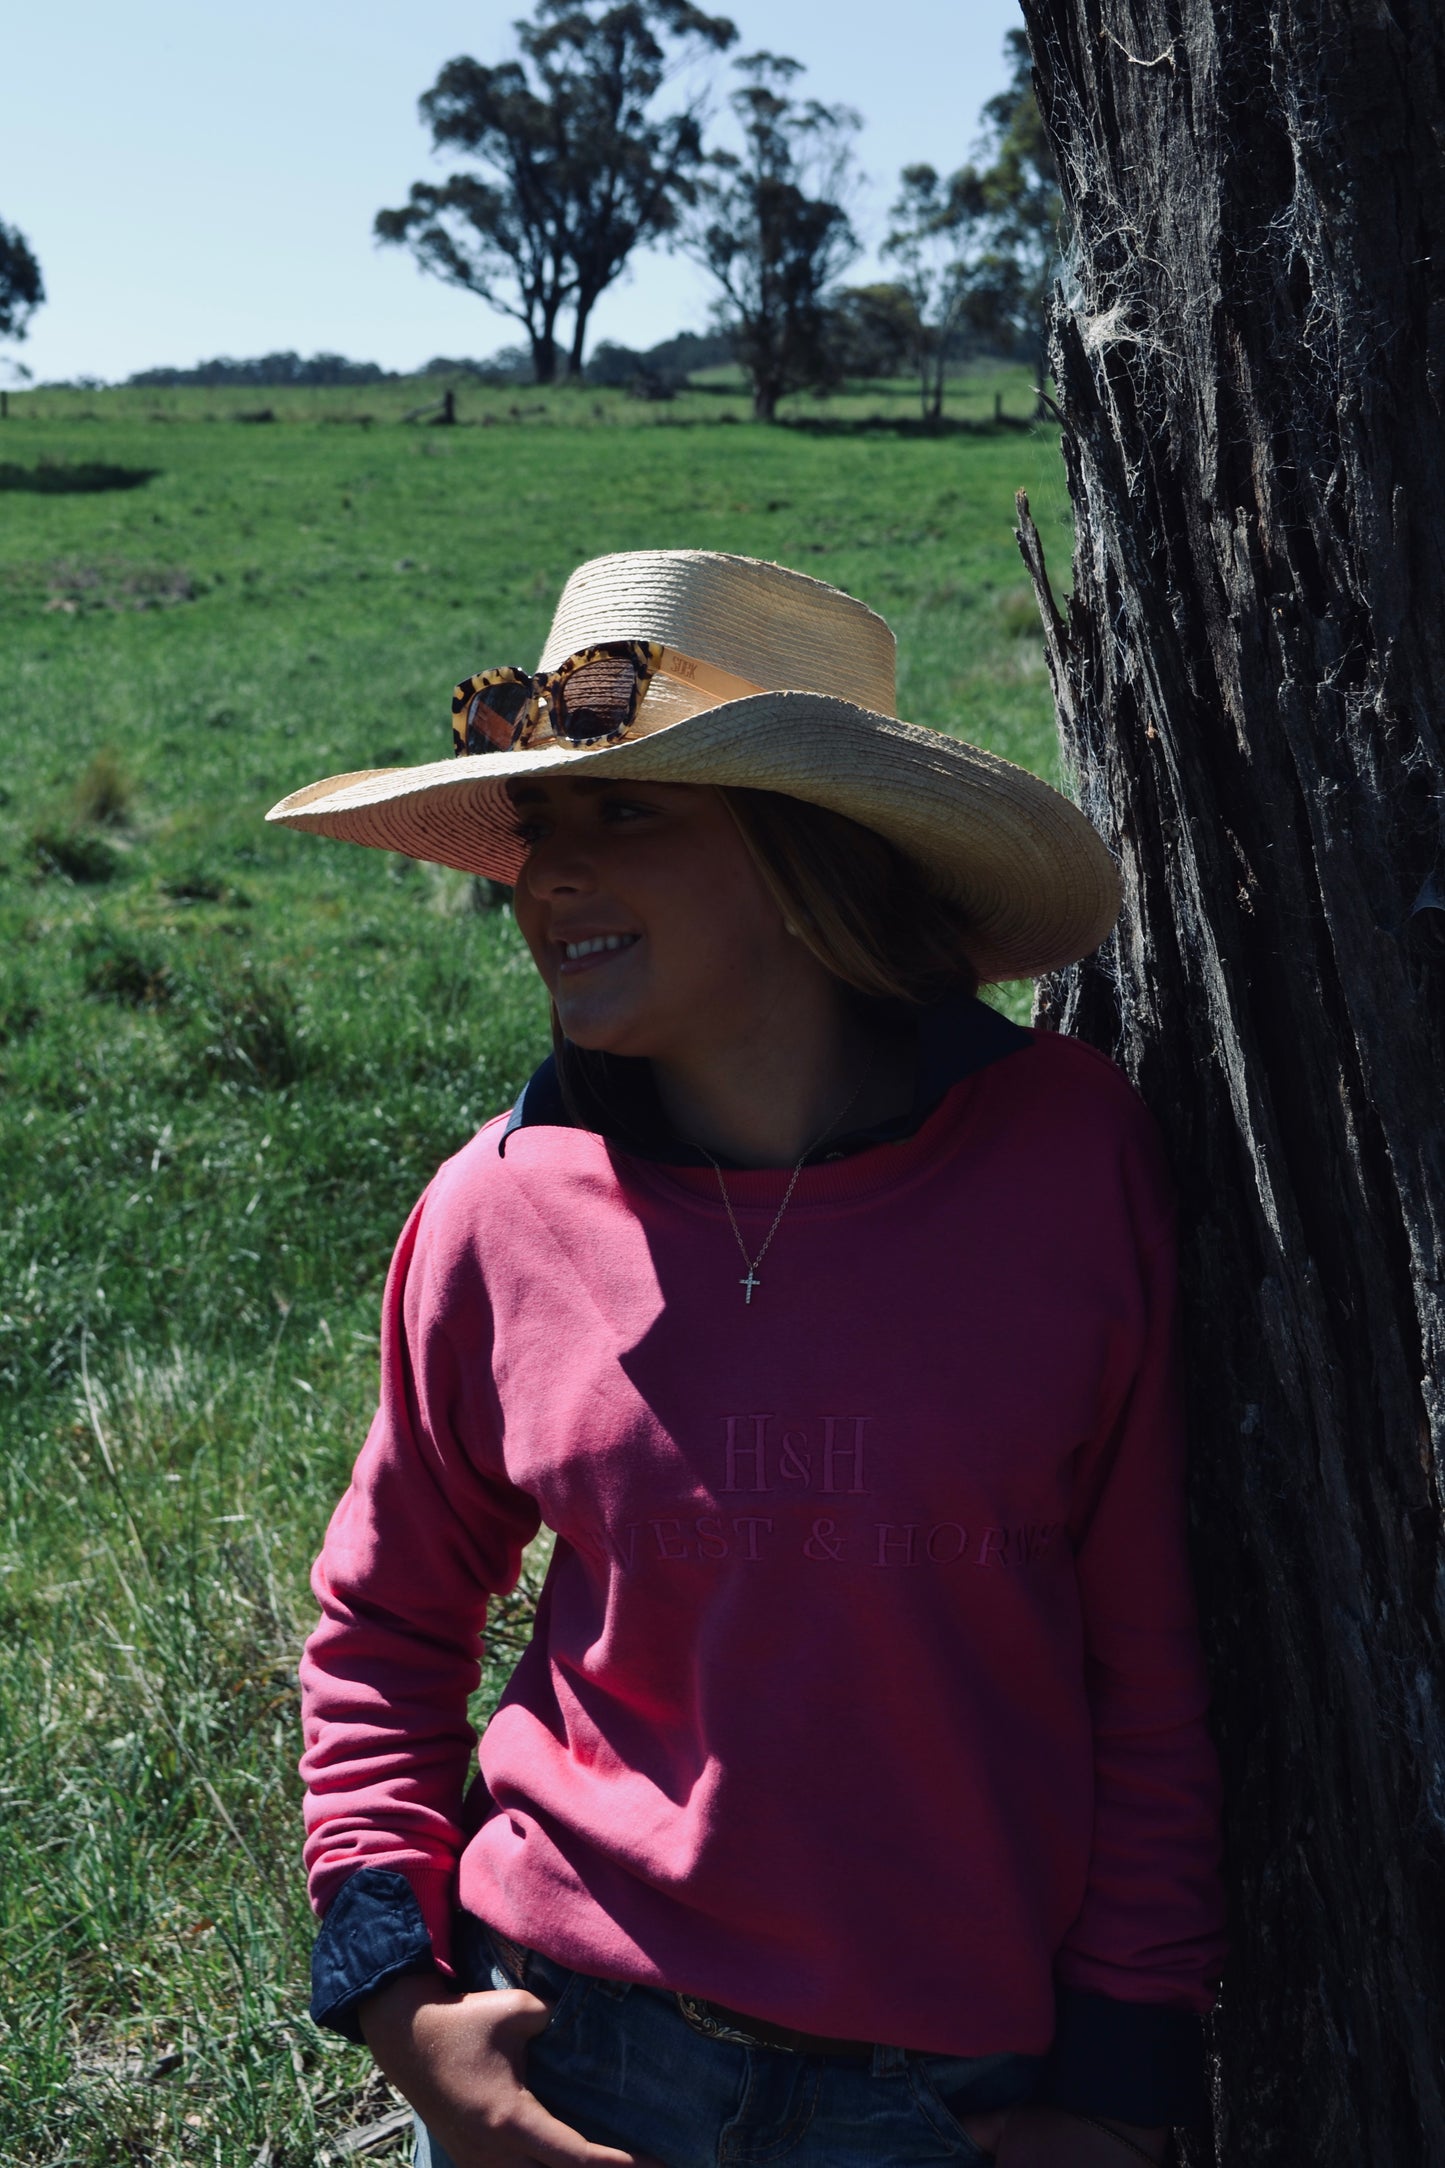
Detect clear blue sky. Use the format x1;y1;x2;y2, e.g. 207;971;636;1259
1;0;1024;384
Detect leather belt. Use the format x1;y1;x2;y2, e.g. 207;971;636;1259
676;1993;875;2059
492;1930;876;2060
490;1931;533;1981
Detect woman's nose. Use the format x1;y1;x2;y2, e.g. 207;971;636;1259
520;835;597;898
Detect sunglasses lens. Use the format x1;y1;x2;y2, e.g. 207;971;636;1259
552;655;642;743
466;679;531;752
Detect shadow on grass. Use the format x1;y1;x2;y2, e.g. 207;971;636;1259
74;923;305;1086
0;461;161;494
29;826;121;883
81;928;178;1008
781;412;1045;440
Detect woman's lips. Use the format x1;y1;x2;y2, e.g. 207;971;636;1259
555;932;641;977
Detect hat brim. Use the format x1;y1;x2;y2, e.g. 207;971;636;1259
265;691;1119;982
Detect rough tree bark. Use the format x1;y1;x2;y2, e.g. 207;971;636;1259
1012;4;1445;2162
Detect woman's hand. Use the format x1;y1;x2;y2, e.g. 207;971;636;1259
992;2105;1170;2164
358;1974;666;2168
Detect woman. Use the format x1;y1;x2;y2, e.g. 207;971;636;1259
272;551;1225;2168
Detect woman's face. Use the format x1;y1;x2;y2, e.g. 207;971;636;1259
508;776;812;1063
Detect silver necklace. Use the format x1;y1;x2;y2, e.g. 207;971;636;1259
699;1071;869;1306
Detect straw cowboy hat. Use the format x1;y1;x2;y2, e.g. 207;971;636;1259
266;549;1119;982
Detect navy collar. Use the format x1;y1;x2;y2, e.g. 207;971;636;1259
498;992;1030;1170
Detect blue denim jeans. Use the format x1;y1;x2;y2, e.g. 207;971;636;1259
414;1917;1042;2167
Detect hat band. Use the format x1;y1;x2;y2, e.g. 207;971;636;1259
634;648;768;735
654;647;766;704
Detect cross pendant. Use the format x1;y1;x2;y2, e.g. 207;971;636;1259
740;1267;760;1304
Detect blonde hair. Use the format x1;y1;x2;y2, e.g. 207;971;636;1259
720;787;979;1005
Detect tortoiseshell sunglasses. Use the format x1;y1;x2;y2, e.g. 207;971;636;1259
451;639;665;756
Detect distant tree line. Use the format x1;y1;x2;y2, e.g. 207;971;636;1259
581;328;733;393
111;331;735;395
379;5;1059;422
127;352;390;390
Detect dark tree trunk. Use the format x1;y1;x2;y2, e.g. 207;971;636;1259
530;318;559;386
567;293;598;381
1014;3;1445;2162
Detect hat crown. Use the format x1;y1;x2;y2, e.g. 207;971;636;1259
537;549;897;718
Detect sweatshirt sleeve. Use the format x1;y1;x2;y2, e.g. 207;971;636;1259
1042;1130;1227;2118
298;1182;542;1988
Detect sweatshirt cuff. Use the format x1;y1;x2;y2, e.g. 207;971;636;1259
1038;1986;1208;2126
310;1867;452;2042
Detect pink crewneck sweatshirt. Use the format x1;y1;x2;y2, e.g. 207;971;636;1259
299;1029;1225;2056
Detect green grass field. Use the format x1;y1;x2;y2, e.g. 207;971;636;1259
0;363;1072;2165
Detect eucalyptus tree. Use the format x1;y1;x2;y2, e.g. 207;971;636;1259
826;282;918;383
949;27;1062;402
1014;2;1445;2159
690;52;860;422
377;0;735;384
881;165;970;423
877;36;1062;424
